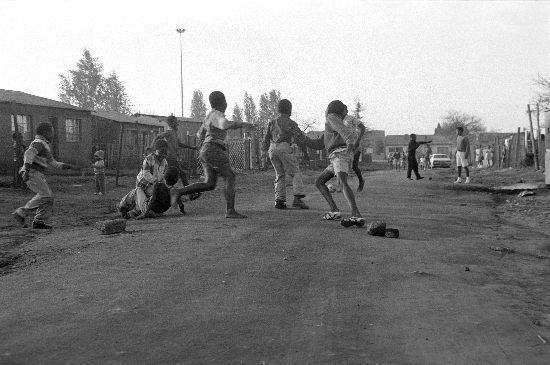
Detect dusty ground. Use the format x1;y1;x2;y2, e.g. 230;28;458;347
1;164;550;364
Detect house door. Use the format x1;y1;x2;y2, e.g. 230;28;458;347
48;117;59;158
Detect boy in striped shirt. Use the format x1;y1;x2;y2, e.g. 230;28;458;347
12;122;79;229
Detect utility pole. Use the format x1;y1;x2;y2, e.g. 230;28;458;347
527;104;540;170
176;28;186;118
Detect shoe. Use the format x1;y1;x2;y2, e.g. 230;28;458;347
465;177;471;184
341;217;365;228
407;177;412;180
292;196;309;209
12;211;27;228
275;200;287;209
416;176;424;180
32;221;52;230
189;192;201;201
454;177;463;184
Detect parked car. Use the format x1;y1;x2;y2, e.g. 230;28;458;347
430;153;452;168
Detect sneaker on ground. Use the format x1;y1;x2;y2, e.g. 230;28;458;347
454;178;462;183
465;177;471;184
275;200;287;209
12;211;27;228
32;221;52;230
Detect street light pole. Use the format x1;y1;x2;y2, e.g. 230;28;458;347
176;28;186;118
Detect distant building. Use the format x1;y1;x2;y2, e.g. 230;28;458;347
385;134;454;158
0;89;92;173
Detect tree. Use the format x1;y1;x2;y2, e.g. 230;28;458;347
533;74;550;108
99;71;132;115
59;49;133;114
243;92;257;124
353;98;365;121
257;89;281;139
232;103;243;123
190;90;207;121
438;110;486;137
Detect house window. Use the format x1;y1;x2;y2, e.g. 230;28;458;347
65;118;81;142
11;115;33;140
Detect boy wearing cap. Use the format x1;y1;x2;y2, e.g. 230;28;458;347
12;122;79;229
262;99;311;209
92;149;106;195
170;91;255;218
315;100;364;227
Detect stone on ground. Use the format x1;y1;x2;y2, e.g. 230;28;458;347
95;219;126;235
367;221;386;236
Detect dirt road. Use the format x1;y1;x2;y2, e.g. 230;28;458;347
1;168;550;364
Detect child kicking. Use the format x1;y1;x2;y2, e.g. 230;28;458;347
170;91;255;218
315;100;364;227
12;122;79;229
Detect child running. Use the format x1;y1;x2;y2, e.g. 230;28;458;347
315;100;364;227
170;91;255;218
12;122;79;229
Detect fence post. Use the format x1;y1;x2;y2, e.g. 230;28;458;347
527;104;540;170
245;138;251;169
115;124;124;186
515;127;520;168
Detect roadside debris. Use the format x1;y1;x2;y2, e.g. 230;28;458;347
518;190;535;198
384;228;399;238
537;335;546;344
464;266;470;271
367;221;386;236
488;246;515;253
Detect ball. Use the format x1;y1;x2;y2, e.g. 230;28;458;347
327;183;337;193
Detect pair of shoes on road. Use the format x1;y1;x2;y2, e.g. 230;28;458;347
322;211;341;220
341;217;365;228
454;177;471;184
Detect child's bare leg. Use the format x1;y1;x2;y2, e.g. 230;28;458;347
170;165;216;205
219;165;246;218
315;169;339;212
339;172;361;217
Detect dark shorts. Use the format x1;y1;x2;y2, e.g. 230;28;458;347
199;143;230;171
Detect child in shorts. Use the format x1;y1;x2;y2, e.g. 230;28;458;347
315;100;364;227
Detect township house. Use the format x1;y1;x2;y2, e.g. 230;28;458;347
0;89;207;174
0;89;92;174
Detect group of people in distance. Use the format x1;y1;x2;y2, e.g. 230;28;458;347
10;90;372;230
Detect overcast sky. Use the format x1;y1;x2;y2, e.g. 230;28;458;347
1;0;548;135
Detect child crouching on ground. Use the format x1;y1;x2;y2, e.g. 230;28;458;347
125;139;169;218
92;150;106;195
118;166;186;219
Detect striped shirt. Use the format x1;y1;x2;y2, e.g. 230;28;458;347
23;135;64;173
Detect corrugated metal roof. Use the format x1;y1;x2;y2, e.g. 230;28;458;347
0;89;87;111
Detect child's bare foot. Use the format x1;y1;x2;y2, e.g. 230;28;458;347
225;210;247;219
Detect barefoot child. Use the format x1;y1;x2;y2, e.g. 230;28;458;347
12;122;79;229
315;100;364;227
92;150;106;195
171;91;255;218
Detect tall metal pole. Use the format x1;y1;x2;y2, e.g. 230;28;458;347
176;28;186;117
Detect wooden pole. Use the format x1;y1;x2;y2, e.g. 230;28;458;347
536;104;543;168
116;124;124;186
527;104;540;170
136;120;141;173
515;127;521;168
